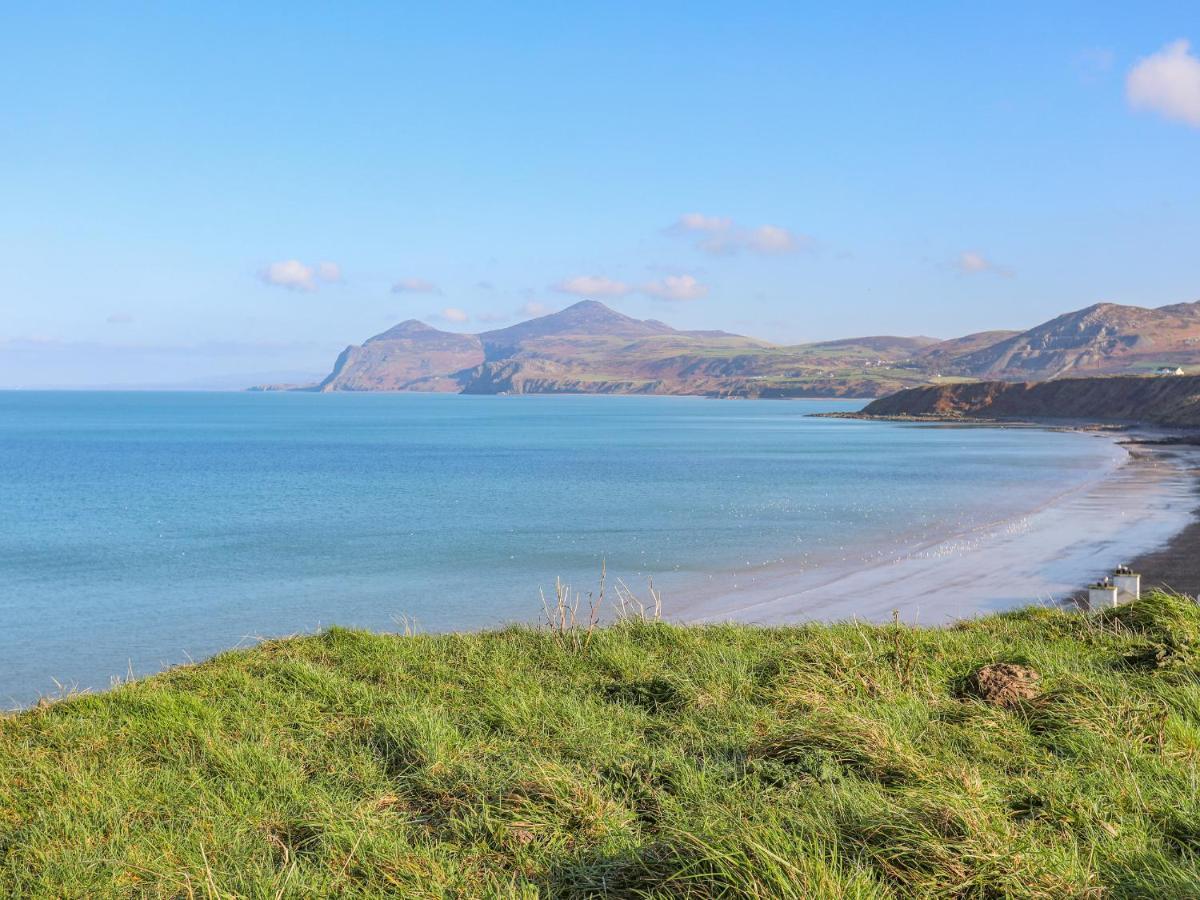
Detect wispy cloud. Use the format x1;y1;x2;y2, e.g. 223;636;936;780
550;272;709;303
391;277;442;295
666;213;809;256
668;212;732;234
641;274;709;301
955;250;1013;277
259;259;342;292
474;300;553;325
552;275;631;297
1127;39;1200;127
435;307;469;323
106;313;134;325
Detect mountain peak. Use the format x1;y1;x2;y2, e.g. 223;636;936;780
562;299;612;312
547;299;648;326
365;320;440;343
478;300;676;345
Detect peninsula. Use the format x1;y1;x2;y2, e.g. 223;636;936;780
253;297;1200;399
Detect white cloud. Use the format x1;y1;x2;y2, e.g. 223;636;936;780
669;212;733;234
641;274;709;301
106;313;134;325
958;251;990;273
260;260;317;292
392;277;442;295
436;307;469;323
522;301;549;316
1127;39;1200;127
667;213;808;256
956;250;1012;277
746;225;801;254
552;275;631;297
259;259;342;292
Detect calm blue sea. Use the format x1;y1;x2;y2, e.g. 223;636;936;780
0;392;1119;706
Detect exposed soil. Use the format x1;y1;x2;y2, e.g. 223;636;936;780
969;663;1041;708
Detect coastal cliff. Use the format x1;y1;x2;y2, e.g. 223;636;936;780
861;374;1200;427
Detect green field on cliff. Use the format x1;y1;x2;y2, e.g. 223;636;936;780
3;593;1200;898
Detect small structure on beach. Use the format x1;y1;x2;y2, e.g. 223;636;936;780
1155;366;1185;376
1088;577;1119;609
1084;568;1141;610
1113;565;1141;603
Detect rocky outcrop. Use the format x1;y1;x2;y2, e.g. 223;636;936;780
861;374;1200;427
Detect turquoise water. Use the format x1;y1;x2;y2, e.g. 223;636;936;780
0;392;1118;707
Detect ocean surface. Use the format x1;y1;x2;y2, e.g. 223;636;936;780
0;391;1128;707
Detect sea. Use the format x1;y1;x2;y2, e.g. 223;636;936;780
0;391;1142;707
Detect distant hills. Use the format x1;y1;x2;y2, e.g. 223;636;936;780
944;301;1200;381
253;298;1200;398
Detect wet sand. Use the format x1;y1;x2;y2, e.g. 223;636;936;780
675;436;1200;626
1127;444;1200;598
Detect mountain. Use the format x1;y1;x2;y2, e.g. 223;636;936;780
859;374;1200;428
943;301;1200;380
257;297;1200;398
275;301;936;398
913;331;1023;370
478;299;677;351
310;320;484;392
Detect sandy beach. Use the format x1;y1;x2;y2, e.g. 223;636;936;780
1127;441;1200;598
676;432;1200;626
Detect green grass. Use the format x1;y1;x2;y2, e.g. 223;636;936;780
3;593;1200;897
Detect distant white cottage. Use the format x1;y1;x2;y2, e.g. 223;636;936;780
1155;366;1185;376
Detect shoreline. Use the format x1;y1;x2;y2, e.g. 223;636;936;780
1126;441;1200;598
672;428;1200;626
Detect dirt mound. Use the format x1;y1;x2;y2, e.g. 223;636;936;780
969;663;1040;708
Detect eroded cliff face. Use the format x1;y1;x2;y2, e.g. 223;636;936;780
862;375;1200;427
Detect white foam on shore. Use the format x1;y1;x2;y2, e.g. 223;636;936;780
675;437;1198;626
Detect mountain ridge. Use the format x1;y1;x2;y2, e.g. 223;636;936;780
254;298;1200;398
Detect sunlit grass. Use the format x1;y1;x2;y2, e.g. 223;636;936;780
2;592;1199;896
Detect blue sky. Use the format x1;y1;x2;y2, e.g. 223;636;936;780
1;2;1198;386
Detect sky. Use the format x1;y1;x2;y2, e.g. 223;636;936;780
1;2;1199;387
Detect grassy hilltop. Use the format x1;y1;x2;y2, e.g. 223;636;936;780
4;594;1200;897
